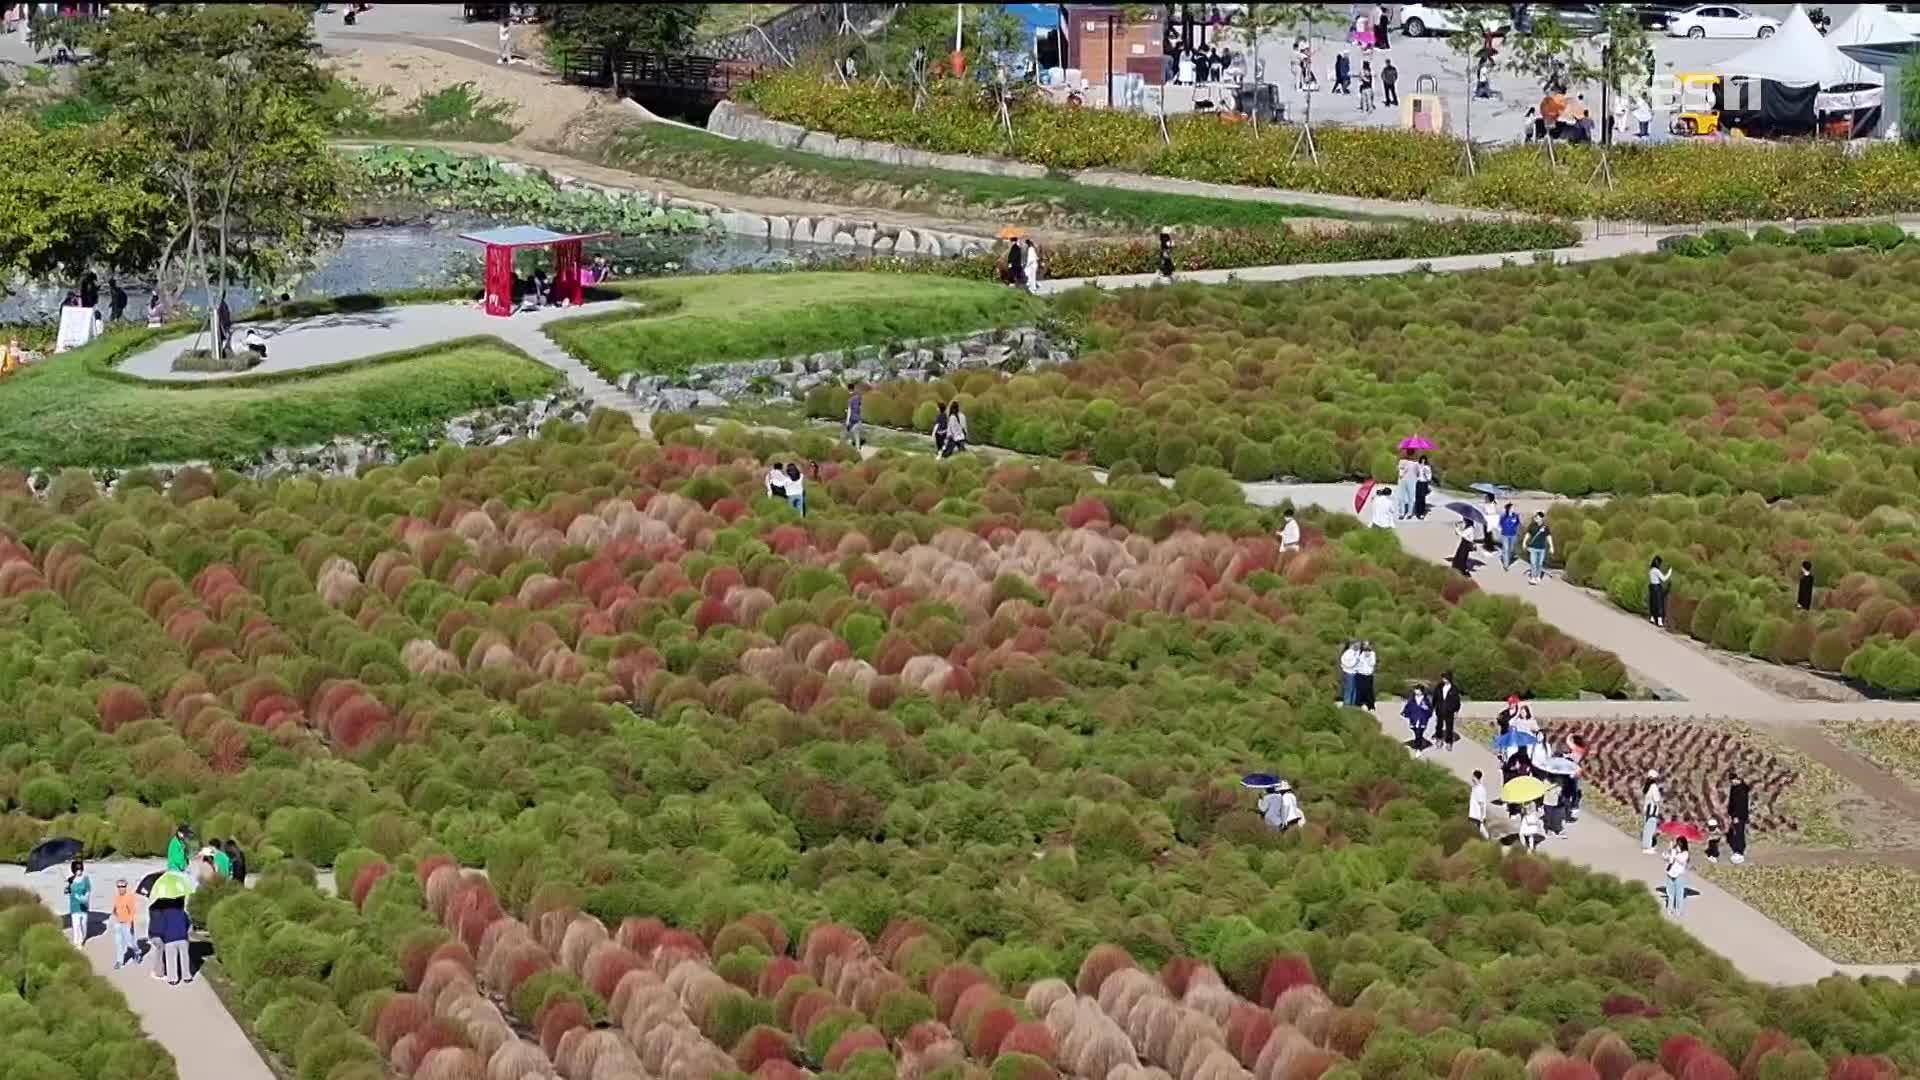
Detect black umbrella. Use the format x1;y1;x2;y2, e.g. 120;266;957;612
136;870;164;897
25;837;82;873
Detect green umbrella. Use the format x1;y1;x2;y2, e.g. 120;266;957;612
146;871;194;901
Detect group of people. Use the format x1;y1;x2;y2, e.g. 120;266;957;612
1335;640;1380;710
1328;55;1395;111
932;400;970;458
1398;672;1463;753
1002;239;1042;293
764;461;809;515
60;824;247;984
1639;770;1753;916
1166;40;1242;86
1255;779;1306;832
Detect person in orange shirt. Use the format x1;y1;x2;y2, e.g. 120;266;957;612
110;880;140;969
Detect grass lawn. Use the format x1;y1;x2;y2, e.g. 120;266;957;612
0;331;559;469
585;124;1383;232
546;272;1040;380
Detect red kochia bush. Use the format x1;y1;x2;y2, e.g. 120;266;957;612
349;861;392;910
754;1062;807;1080
732;1026;795;1072
1829;1057;1899;1080
373;994;430;1053
825;1027;889;1071
759;956;805;998
415;854;456;886
929;964;991;1023
536;997;589;1059
1678;1053;1736;1080
1661;1036;1710;1077
969;1006;1019;1060
996;1021;1056;1063
1539;1061;1602;1080
1259;954;1318;1008
96;683;150;732
1074;944;1136;999
617;916;666;957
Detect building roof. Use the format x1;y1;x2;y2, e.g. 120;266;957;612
458;226;610;249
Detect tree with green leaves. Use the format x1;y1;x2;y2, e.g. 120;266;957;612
81;4;345;357
1587;4;1652;184
1504;6;1585;166
540;3;709;92
1905;59;1920;146
0;117;169;290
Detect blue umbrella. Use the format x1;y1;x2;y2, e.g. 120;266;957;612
1535;756;1580;776
1240;773;1281;789
1469;482;1509;498
1492;730;1539;756
1445;502;1488;530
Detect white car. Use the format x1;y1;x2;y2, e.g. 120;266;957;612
1395;4;1503;37
1665;5;1778;38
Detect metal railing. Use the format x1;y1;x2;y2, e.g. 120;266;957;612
556;46;764;98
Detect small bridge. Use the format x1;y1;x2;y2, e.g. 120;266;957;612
555;47;763;119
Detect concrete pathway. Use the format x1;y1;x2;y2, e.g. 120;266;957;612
1038;233;1661;293
0;860;275;1080
115;300;642;421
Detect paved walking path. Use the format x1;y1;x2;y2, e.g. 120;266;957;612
1038;233;1661;293
0;860;276;1080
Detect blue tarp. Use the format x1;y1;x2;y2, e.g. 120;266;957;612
1002;3;1062;37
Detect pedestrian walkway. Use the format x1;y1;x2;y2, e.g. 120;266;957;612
0;860;275;1080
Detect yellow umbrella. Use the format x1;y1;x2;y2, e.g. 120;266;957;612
998;226;1025;240
1502;776;1550;804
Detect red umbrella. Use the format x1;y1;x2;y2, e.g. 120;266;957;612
1353;479;1377;513
1658;821;1706;843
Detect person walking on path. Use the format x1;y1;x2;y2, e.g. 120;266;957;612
1648;556;1672;628
1381;59;1399;106
167;824;191;871
498;19;512;63
1354;641;1378;712
108;279;127;322
783;464;806;516
1157;231;1175;282
1450;518;1476;576
843;385;865;450
110;879;139;969
65;859;91;948
1797;560;1815;611
1640;770;1664;853
1375;5;1392;50
1278;508;1301;552
1022;238;1040;294
1433;672;1461;749
151;902;191;985
1519;800;1544;852
1401;685;1433;754
1414;454;1433;519
943;401;969;458
1358;59;1376;111
1338;641;1360;707
1498;503;1521;570
1005;239;1025;287
1395;452;1417;518
1726;769;1751;864
1524;512;1553;584
932;403;950;456
1663;836;1691;915
1333;51;1351;93
223;839;248;885
1469;770;1489;839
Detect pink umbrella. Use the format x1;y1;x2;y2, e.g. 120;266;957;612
1398;436;1435;451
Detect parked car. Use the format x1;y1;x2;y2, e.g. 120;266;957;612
1396;4;1510;37
1665;5;1778;38
1630;4;1690;31
1545;4;1607;34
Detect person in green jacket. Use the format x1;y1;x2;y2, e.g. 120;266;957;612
166;824;192;872
208;839;231;878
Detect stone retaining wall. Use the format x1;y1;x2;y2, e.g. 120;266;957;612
487;155;991;258
613;325;1071;412
707;100;1050;181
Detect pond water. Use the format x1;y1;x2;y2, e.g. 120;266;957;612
0;218;893;325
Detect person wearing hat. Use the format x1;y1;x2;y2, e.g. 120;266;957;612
166;824;192;873
1257;781;1305;832
1640;770;1664;854
1705;818;1723;863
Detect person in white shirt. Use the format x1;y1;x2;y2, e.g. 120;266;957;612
497;20;512;63
942;404;969;458
1640;770;1663;853
1370;486;1397;529
1663;837;1690;915
1279;510;1301;552
1337;641;1360;707
1519;801;1544;852
783;463;806;516
1648;556;1672;628
1353;642;1377;711
1258;782;1304;831
765;464;787;500
1468;769;1489;839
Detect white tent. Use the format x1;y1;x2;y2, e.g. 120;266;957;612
1828;4;1919;50
1715;4;1880;87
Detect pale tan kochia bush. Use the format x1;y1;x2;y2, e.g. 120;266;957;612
1025;979;1074;1019
559;916;611;976
557;1030;643;1080
416;1046;489;1080
420;959;479;1018
1099;969;1165;1022
392;1033;423;1078
425;864;463;920
486;1039;555;1080
665;958;729;1027
1251;1026;1313;1080
1271;987;1331;1028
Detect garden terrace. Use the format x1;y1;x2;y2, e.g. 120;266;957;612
0;329;559;469
544;273;1041;381
823;243;1920;498
0;886;179;1080
740;72;1920;224
1551;495;1920;697
3;421;1920;1076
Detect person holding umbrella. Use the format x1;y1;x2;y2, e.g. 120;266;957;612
1449;517;1476;576
144;871;194;985
1401;685;1433;755
1640;769;1664;854
1258;781;1304;831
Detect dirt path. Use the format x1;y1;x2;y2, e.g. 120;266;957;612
351;137;1092;245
